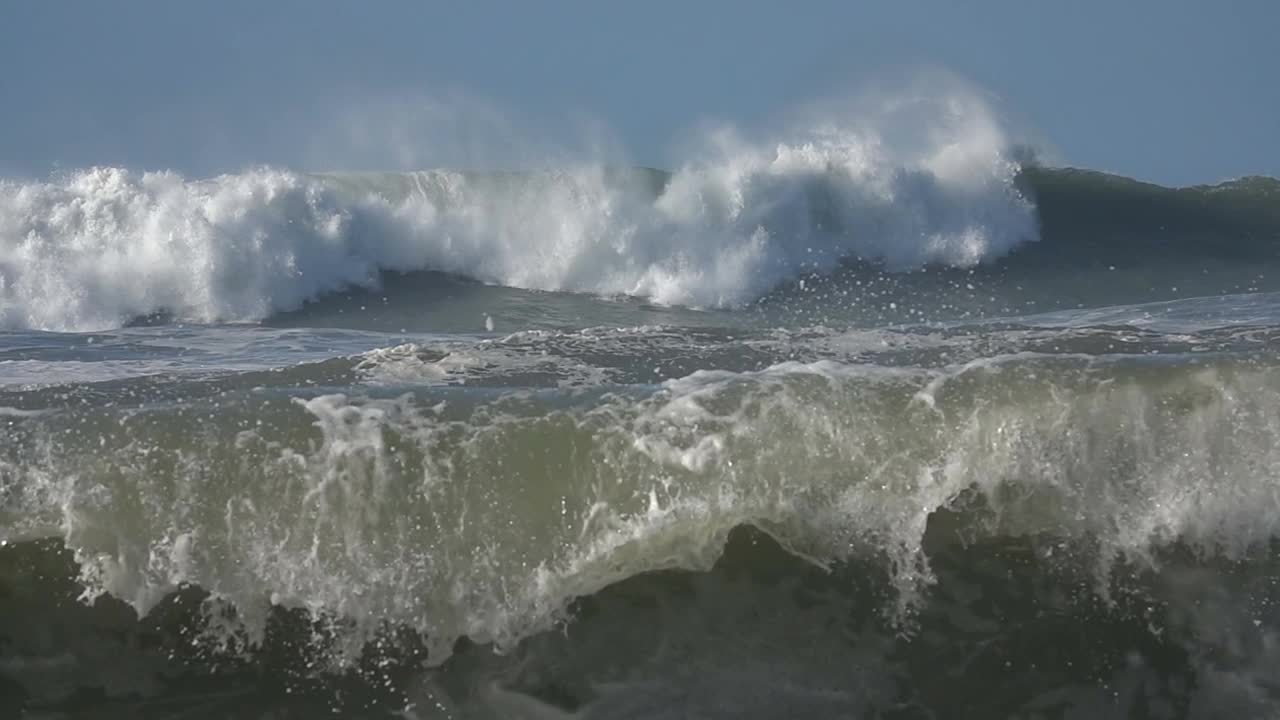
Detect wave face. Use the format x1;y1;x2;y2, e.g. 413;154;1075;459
8;348;1280;637
0;92;1040;332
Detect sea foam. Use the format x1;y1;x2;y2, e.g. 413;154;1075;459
0;90;1036;331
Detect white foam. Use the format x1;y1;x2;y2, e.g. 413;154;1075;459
0;89;1036;331
354;340;612;388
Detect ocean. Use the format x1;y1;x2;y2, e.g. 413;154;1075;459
2;106;1280;718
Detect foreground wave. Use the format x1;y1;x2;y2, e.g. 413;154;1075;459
4;313;1280;716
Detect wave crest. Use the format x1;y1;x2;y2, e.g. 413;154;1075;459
0;92;1036;331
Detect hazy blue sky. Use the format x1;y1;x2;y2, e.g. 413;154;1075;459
2;1;1275;185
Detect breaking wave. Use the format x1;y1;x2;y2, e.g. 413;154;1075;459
5;348;1280;668
0;91;1037;331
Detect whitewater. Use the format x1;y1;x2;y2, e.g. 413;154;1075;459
3;89;1280;719
0;92;1036;332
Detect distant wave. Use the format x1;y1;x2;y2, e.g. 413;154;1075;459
1;103;1277;332
0;92;1038;331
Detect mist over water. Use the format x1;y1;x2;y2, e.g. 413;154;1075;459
3;80;1280;718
